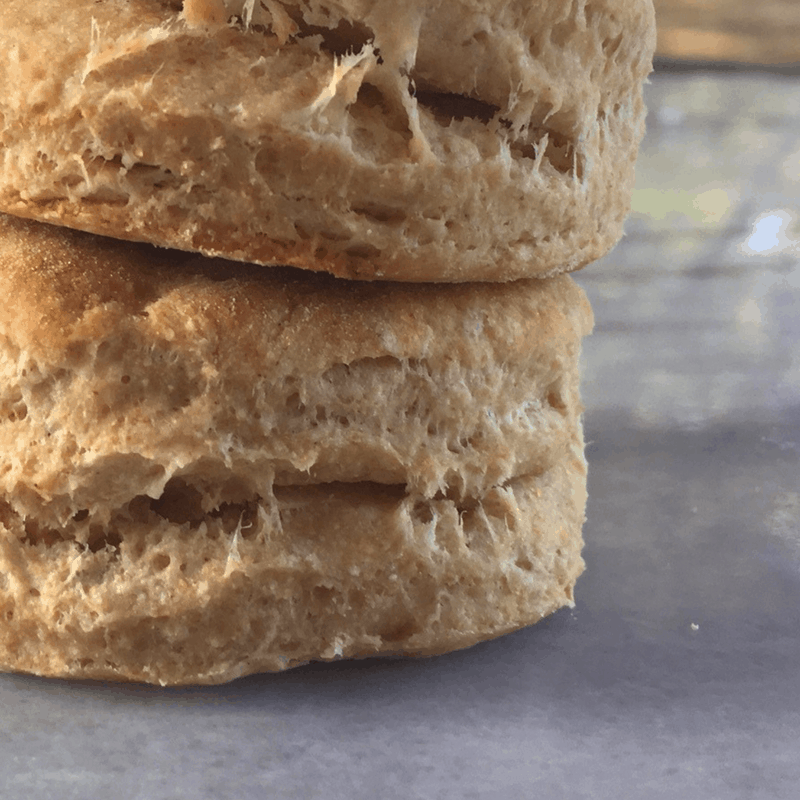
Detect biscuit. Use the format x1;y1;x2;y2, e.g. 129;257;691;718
0;213;592;684
0;0;655;281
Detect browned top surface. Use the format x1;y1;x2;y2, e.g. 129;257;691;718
0;213;590;375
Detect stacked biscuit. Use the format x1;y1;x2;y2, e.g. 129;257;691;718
0;0;655;684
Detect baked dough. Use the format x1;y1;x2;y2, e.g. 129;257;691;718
0;0;655;281
0;213;592;684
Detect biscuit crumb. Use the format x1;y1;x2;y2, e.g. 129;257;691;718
182;0;227;27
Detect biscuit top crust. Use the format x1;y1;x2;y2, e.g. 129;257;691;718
0;213;590;373
0;219;584;376
0;0;655;281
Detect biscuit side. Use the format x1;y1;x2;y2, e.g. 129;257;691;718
0;214;592;518
0;459;587;685
0;0;656;281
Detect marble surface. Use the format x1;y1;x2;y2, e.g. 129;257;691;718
3;70;800;799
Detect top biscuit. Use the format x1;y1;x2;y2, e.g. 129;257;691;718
0;0;655;281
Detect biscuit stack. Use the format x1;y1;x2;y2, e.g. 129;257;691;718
0;0;655;684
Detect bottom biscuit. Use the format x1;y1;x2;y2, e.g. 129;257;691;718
0;214;591;684
0;459;585;685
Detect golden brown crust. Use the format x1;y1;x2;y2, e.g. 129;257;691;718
0;213;592;683
0;0;655;281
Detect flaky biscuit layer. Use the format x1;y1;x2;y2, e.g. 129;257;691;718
0;0;654;281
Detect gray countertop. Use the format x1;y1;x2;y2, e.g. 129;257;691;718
3;70;800;800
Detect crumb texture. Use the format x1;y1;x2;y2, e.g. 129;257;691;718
0;466;585;684
0;0;655;281
0;214;592;683
0;465;587;685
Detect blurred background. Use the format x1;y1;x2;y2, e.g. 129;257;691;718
578;0;800;426
654;0;800;66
